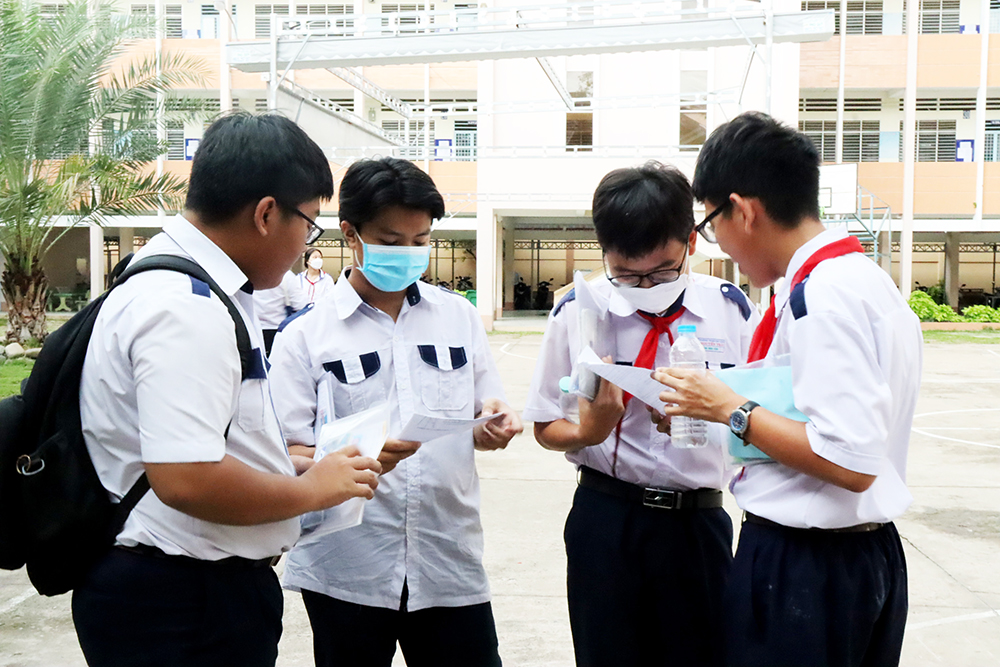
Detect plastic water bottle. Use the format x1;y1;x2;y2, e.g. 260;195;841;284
669;324;708;448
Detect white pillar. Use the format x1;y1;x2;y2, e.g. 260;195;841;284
503;218;515;311
975;0;990;222
900;0;918;297
269;13;278;110
476;206;498;331
155;0;166;226
119;227;135;258
219;0;232;113
89;224;105;299
835;0;847;164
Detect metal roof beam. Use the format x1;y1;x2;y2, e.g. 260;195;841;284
326;67;413;119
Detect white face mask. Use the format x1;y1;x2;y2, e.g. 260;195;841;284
308;257;324;271
614;274;689;314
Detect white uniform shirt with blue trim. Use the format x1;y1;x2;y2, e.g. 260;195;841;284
268;271;506;611
523;272;760;491
732;227;922;529
80;215;299;560
298;269;335;304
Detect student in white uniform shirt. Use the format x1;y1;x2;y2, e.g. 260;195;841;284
74;113;381;667
523;162;759;667
299;247;335;303
268;156;523;667
655;112;921;667
255;269;309;355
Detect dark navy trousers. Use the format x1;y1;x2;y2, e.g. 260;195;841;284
724;520;908;667
564;484;734;667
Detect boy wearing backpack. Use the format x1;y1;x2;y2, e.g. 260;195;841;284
72;113;381;667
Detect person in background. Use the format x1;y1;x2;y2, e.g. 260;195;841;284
255;270;309;356
300;247;335;303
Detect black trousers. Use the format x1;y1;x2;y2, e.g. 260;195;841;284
301;583;502;667
564;484;734;667
724;520;908;667
72;548;283;667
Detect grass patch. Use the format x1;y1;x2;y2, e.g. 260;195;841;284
923;329;1000;344
0;358;33;399
488;330;544;336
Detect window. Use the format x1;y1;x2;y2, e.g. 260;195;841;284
454;120;477;160
382;120;435;158
39;4;67;28
920;0;960;34
201;4;219;38
256;4;289;38
842;120;880;162
799;120;836;162
295;4;353;34
166;121;184;160
900;120;957;161
382;4;421;33
566;114;593;152
799;98;882;112
985;120;1000;161
801;0;883;35
166;5;182;38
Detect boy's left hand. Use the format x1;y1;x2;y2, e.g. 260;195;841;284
474;399;524;451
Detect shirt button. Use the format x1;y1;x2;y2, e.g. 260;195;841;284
393;336;400;343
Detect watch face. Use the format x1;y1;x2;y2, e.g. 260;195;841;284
730;411;748;433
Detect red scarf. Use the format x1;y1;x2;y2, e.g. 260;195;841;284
747;236;863;363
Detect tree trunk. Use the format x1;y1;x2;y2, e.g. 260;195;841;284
1;257;49;346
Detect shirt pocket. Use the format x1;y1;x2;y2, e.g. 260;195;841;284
323;351;387;416
416;344;473;413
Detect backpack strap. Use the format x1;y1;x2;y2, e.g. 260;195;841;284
104;255;256;534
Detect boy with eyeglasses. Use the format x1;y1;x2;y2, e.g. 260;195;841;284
523;161;759;667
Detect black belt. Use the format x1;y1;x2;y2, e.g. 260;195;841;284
578;466;723;510
117;543;281;568
743;511;886;534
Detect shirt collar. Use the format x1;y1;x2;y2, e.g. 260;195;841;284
331;268;439;320
774;226;848;311
161;214;250;298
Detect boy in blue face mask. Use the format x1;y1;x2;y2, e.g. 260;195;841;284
523;161;760;667
267;157;523;667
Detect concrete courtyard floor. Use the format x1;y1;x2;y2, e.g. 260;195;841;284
1;332;999;666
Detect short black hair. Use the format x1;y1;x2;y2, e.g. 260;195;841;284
692;112;820;228
591;161;694;258
338;157;445;232
185;112;333;223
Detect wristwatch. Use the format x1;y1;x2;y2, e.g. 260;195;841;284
729;401;760;441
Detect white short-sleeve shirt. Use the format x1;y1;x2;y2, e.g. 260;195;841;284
255;270;309;329
298;269;334;304
523;272;760;491
732;227;923;529
268;271;506;611
80;215;299;560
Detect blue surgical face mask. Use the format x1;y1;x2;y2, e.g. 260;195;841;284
354;235;431;293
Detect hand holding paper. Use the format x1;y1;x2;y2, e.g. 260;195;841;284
473;398;524;451
396;411;505;443
577;346;669;410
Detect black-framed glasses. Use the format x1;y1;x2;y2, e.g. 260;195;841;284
695;201;730;244
290;209;325;245
604;245;688;288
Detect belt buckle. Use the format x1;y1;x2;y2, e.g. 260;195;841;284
642;487;680;509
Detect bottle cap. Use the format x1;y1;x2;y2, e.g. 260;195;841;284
677;324;696;334
559;376;573;394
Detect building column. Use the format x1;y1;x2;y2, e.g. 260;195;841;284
723;258;737;284
119;226;135;259
89;223;105;301
945;232;961;308
878;231;892;274
476;206;498;331
564;243;575;287
503;218;515;311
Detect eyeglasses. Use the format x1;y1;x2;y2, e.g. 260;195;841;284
290;209;325;245
604;246;688;288
695;201;730;244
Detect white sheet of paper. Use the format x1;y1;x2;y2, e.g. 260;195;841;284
577;346;671;410
396;412;504;444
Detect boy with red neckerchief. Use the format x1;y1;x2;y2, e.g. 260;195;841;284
654;112;922;667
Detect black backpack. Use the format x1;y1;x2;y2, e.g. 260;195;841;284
0;255;252;596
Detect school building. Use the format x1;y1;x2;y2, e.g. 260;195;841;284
19;0;1000;325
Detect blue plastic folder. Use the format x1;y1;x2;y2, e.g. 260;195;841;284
715;363;808;465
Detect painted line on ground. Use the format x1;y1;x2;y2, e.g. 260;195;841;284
0;587;36;615
988;349;1000;359
908;609;1000;630
913;408;1000;419
498;342;538;362
911;408;1000;450
911;427;1000;450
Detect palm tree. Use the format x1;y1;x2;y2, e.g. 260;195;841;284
0;0;207;344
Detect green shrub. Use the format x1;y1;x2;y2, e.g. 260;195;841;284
926;282;947;305
932;303;964;322
961;304;1000;323
908;291;938;321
